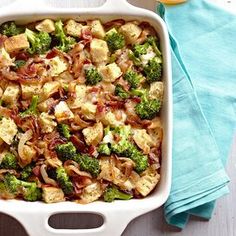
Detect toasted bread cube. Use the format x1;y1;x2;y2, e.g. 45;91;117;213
81;102;97;120
37;98;54;112
42;81;60;99
149;81;164;100
2;83;20;105
82;122;103;146
90;20;105;39
20;145;37;166
135;166;160;197
42;187;65;203
0;117;17;145
102;111;126;127
133;129;155;154
4;34;29;53
64;19;83;37
48;56;68;77
90;39;109;63
21;83;42;100
39;112;57;133
56;71;74;88
54;101;74;122
0;47;14;68
35;19;55;33
80;182;103;204
119;23;142;44
98;63;122;82
67;84;86;109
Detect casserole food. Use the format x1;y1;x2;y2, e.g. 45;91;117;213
0;0;172;235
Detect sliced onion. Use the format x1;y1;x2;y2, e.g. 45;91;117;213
40;164;58;186
65;165;92;178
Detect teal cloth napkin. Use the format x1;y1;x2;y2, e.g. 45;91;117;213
157;0;236;228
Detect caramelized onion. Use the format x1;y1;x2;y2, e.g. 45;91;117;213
40;164;58;186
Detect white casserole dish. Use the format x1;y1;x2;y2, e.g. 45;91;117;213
0;0;172;235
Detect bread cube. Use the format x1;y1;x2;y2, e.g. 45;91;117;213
39;112;57;133
90;20;105;39
36;19;55;33
54;101;74;122
133;129;155;154
42;187;65;203
21;145;37;166
102;111;126;127
37;98;54;112
56;71;74;88
4;34;29;53
42;81;60;99
90;39;109;63
80;182;103;204
98;63;122;82
64;19;83;37
119;22;142;44
0;47;14;68
67;84;86;109
149;81;164;100
0;117;17;145
2;83;20;105
81;102;97;120
48;56;68;77
82;122;103;146
135;166;160;197
21;83;42;100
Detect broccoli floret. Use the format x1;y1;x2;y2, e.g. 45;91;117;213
135;96;161;120
85;67;103;85
133;43;149;57
20;164;33;180
0;21;24;36
105;29;125;52
74;154;100;178
25;29;51;55
143;57;162;83
146;36;162;57
54;20;76;52
20;95;39;117
55;142;77;162
103;185;132;202
114;84;129;99
123;70;142;89
58;124;71;139
56;167;73;195
130;88;147;97
128;50;142;66
98;143;111;156
4;174;41;201
0;153;18;169
14;60;26;69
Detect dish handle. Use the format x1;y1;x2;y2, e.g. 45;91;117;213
6;208;139;236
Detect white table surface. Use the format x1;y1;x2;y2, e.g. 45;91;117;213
0;0;235;236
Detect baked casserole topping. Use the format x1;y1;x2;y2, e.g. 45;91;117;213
0;19;163;203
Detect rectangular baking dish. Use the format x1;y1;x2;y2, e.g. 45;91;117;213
0;0;172;235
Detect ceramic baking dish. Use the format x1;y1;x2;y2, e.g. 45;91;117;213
0;0;172;235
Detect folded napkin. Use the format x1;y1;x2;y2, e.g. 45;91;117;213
157;0;236;228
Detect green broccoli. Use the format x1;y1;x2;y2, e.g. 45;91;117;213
146;36;162;57
20;164;33;180
20;95;39;117
133;43;149;57
55;142;77;161
135;95;161;120
25;28;51;55
74;154;100;178
123;70;142;89
0;21;24;37
98;143;111;156
114;84;129;99
103;185;132;202
58;124;71;139
85;67;103;85
0;153;18;169
128;50;142;66
56;167;73;195
130;88;147;97
105;28;125;52
14;60;26;69
143;57;162;83
4;174;41;201
54;20;76;52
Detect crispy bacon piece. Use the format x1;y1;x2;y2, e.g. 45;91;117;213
70;134;87;153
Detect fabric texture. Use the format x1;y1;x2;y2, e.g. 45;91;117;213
157;0;236;228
